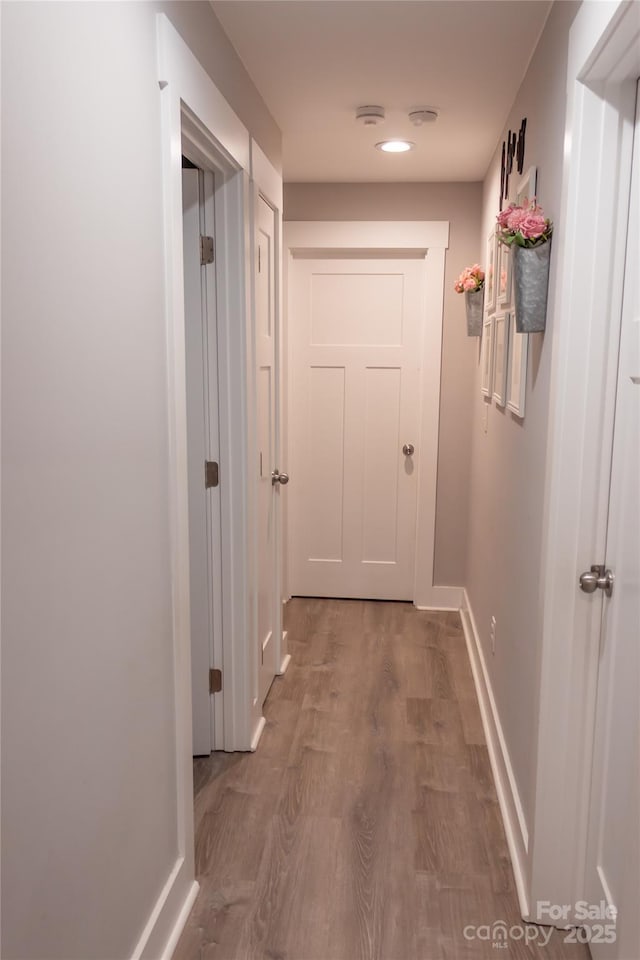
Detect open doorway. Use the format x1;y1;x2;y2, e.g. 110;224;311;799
181;157;224;756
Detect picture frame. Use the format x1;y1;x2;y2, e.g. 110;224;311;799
485;229;497;313
481;315;494;397
507;314;528;418
516;165;537;207
497;240;512;308
492;313;509;407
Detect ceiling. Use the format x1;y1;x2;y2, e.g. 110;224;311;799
212;0;552;183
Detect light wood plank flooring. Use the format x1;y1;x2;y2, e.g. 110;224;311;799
174;599;588;960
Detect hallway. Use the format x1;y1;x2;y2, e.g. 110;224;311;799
175;600;588;960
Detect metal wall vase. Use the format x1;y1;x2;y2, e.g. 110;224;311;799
464;288;484;336
512;241;551;333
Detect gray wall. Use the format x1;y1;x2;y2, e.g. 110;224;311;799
466;0;580;840
0;2;280;957
284;182;483;587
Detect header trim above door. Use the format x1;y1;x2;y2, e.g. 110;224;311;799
285;219;449;253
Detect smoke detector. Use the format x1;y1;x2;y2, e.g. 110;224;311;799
409;108;439;126
356;105;385;126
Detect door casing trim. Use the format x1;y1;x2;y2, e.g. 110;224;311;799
146;13;276;959
531;0;640;921
250;142;287;711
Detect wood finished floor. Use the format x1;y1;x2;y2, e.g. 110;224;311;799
175;599;589;960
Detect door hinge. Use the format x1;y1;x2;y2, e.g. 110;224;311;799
205;460;219;488
258;245;261;273
200;235;214;265
209;668;222;694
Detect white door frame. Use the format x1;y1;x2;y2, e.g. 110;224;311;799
145;16;282;958
181;165;224;756
283;221;451;609
157;12;256;768
530;0;640;921
251;139;291;676
250;148;291;736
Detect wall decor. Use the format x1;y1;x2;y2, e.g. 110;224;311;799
492;313;509;407
497;240;512;308
481;315;494;397
464;289;484;336
516;165;537;206
499;130;516;208
512;242;552;333
516;118;527;175
496;189;553;333
500;118;527;208
507;314;528;418
485;230;497;314
454;263;485;336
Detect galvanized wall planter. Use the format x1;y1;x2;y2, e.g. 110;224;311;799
512;241;551;333
464;288;484;336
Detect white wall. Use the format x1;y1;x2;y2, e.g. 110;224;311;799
0;3;280;957
284;182;482;587
465;0;580;858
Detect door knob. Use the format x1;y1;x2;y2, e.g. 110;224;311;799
579;564;614;598
402;443;415;456
271;470;289;486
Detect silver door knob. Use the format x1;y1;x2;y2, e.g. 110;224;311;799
579;564;614;598
402;443;415;456
271;470;289;486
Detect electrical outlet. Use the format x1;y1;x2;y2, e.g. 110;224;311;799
490;615;497;654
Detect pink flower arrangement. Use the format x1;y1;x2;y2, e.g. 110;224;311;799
496;198;553;248
454;263;485;294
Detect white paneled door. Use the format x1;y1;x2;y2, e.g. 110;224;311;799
289;257;425;600
583;81;639;960
256;196;279;704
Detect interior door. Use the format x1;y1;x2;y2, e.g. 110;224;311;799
256;195;279;704
583;80;639;960
182;166;223;755
289;257;424;601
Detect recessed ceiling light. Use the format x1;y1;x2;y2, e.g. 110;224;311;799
376;139;414;153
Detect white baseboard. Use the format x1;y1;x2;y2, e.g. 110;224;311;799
250;715;266;751
460;589;530;918
278;629;291;676
157;880;199;960
278;652;291;676
414;584;463;611
131;858;198;960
